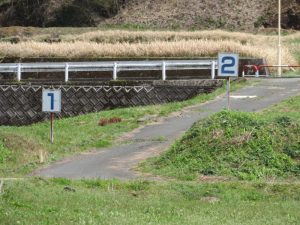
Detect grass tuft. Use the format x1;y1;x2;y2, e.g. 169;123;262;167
142;104;300;181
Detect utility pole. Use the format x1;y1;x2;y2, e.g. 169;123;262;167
278;0;282;77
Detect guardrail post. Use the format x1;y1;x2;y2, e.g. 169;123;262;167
17;63;21;81
242;66;246;77
211;61;216;79
113;62;118;80
162;61;166;81
65;63;69;82
255;66;259;78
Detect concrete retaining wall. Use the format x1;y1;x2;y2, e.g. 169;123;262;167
0;80;223;126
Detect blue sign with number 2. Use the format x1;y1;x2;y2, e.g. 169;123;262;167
218;53;239;77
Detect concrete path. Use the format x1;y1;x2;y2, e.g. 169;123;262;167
35;78;300;179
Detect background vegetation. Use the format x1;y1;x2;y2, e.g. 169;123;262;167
0;29;299;68
0;0;299;30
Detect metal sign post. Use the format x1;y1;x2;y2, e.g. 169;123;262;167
227;77;231;110
42;89;62;144
218;53;239;110
50;113;54;144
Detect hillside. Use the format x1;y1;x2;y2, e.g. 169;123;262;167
0;0;125;27
107;0;300;30
0;0;299;30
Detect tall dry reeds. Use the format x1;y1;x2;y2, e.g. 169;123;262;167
61;30;273;45
0;40;295;65
0;30;298;65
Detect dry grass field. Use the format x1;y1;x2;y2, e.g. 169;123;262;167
0;29;299;65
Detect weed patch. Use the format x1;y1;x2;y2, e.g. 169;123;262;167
143;108;300;180
0;133;43;176
0;140;10;164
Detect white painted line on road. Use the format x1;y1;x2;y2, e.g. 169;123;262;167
0;178;26;181
230;95;257;99
267;87;286;90
0;180;3;193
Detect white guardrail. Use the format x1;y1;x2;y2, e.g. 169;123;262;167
0;60;218;82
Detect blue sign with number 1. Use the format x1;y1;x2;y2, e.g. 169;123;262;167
218;53;239;77
42;89;61;113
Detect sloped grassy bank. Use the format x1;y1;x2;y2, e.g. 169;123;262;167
142;97;300;181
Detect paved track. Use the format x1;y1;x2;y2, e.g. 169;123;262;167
34;79;300;179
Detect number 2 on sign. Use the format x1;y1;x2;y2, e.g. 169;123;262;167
218;53;239;78
221;56;236;75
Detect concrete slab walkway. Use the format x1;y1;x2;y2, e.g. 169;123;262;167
34;78;300;179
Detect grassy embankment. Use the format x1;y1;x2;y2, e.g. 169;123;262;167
1;86;300;224
142;95;300;181
0;79;249;178
1;79;300;224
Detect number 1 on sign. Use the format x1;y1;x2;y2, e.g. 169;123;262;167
47;93;55;110
42;89;62;144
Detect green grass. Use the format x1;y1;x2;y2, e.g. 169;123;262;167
141;95;300;181
287;37;300;64
282;70;300;77
0;178;300;225
262;95;300;123
0;79;249;177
